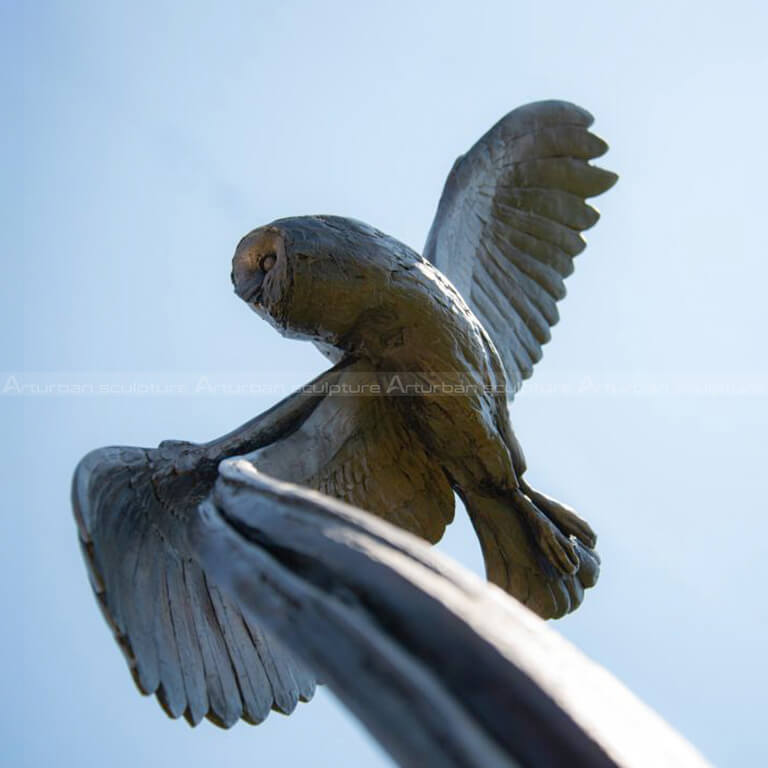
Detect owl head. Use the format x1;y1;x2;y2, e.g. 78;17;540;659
232;216;417;354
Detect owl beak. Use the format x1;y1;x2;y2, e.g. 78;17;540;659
232;248;266;304
235;271;265;305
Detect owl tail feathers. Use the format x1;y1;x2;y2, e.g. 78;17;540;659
461;485;600;620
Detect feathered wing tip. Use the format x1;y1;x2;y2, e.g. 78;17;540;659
461;486;600;619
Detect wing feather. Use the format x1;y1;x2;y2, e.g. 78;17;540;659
155;555;187;719
206;585;274;724
166;555;210;724
183;565;243;727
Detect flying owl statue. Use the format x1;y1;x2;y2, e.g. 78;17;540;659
74;100;617;728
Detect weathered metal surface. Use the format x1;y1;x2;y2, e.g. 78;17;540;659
194;460;710;768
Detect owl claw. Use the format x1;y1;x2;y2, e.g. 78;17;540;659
512;488;581;575
520;480;597;550
537;518;580;575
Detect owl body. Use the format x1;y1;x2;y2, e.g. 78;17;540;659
234;215;520;495
383;261;521;493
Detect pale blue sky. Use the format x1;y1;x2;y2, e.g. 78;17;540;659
4;1;767;766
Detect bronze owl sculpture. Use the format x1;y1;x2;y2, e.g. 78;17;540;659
74;100;617;727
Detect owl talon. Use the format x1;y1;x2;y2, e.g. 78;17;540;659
520;479;597;550
538;520;579;575
512;489;580;575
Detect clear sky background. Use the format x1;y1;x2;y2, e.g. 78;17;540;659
4;1;767;766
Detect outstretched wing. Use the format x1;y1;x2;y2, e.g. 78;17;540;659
72;362;353;727
424;100;617;395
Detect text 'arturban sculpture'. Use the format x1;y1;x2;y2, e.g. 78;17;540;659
74;100;617;729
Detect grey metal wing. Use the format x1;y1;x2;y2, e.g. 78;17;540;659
424;100;618;394
71;362;352;727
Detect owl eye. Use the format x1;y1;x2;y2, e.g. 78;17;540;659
260;252;277;272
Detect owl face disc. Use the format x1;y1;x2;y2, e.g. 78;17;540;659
232;227;286;308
